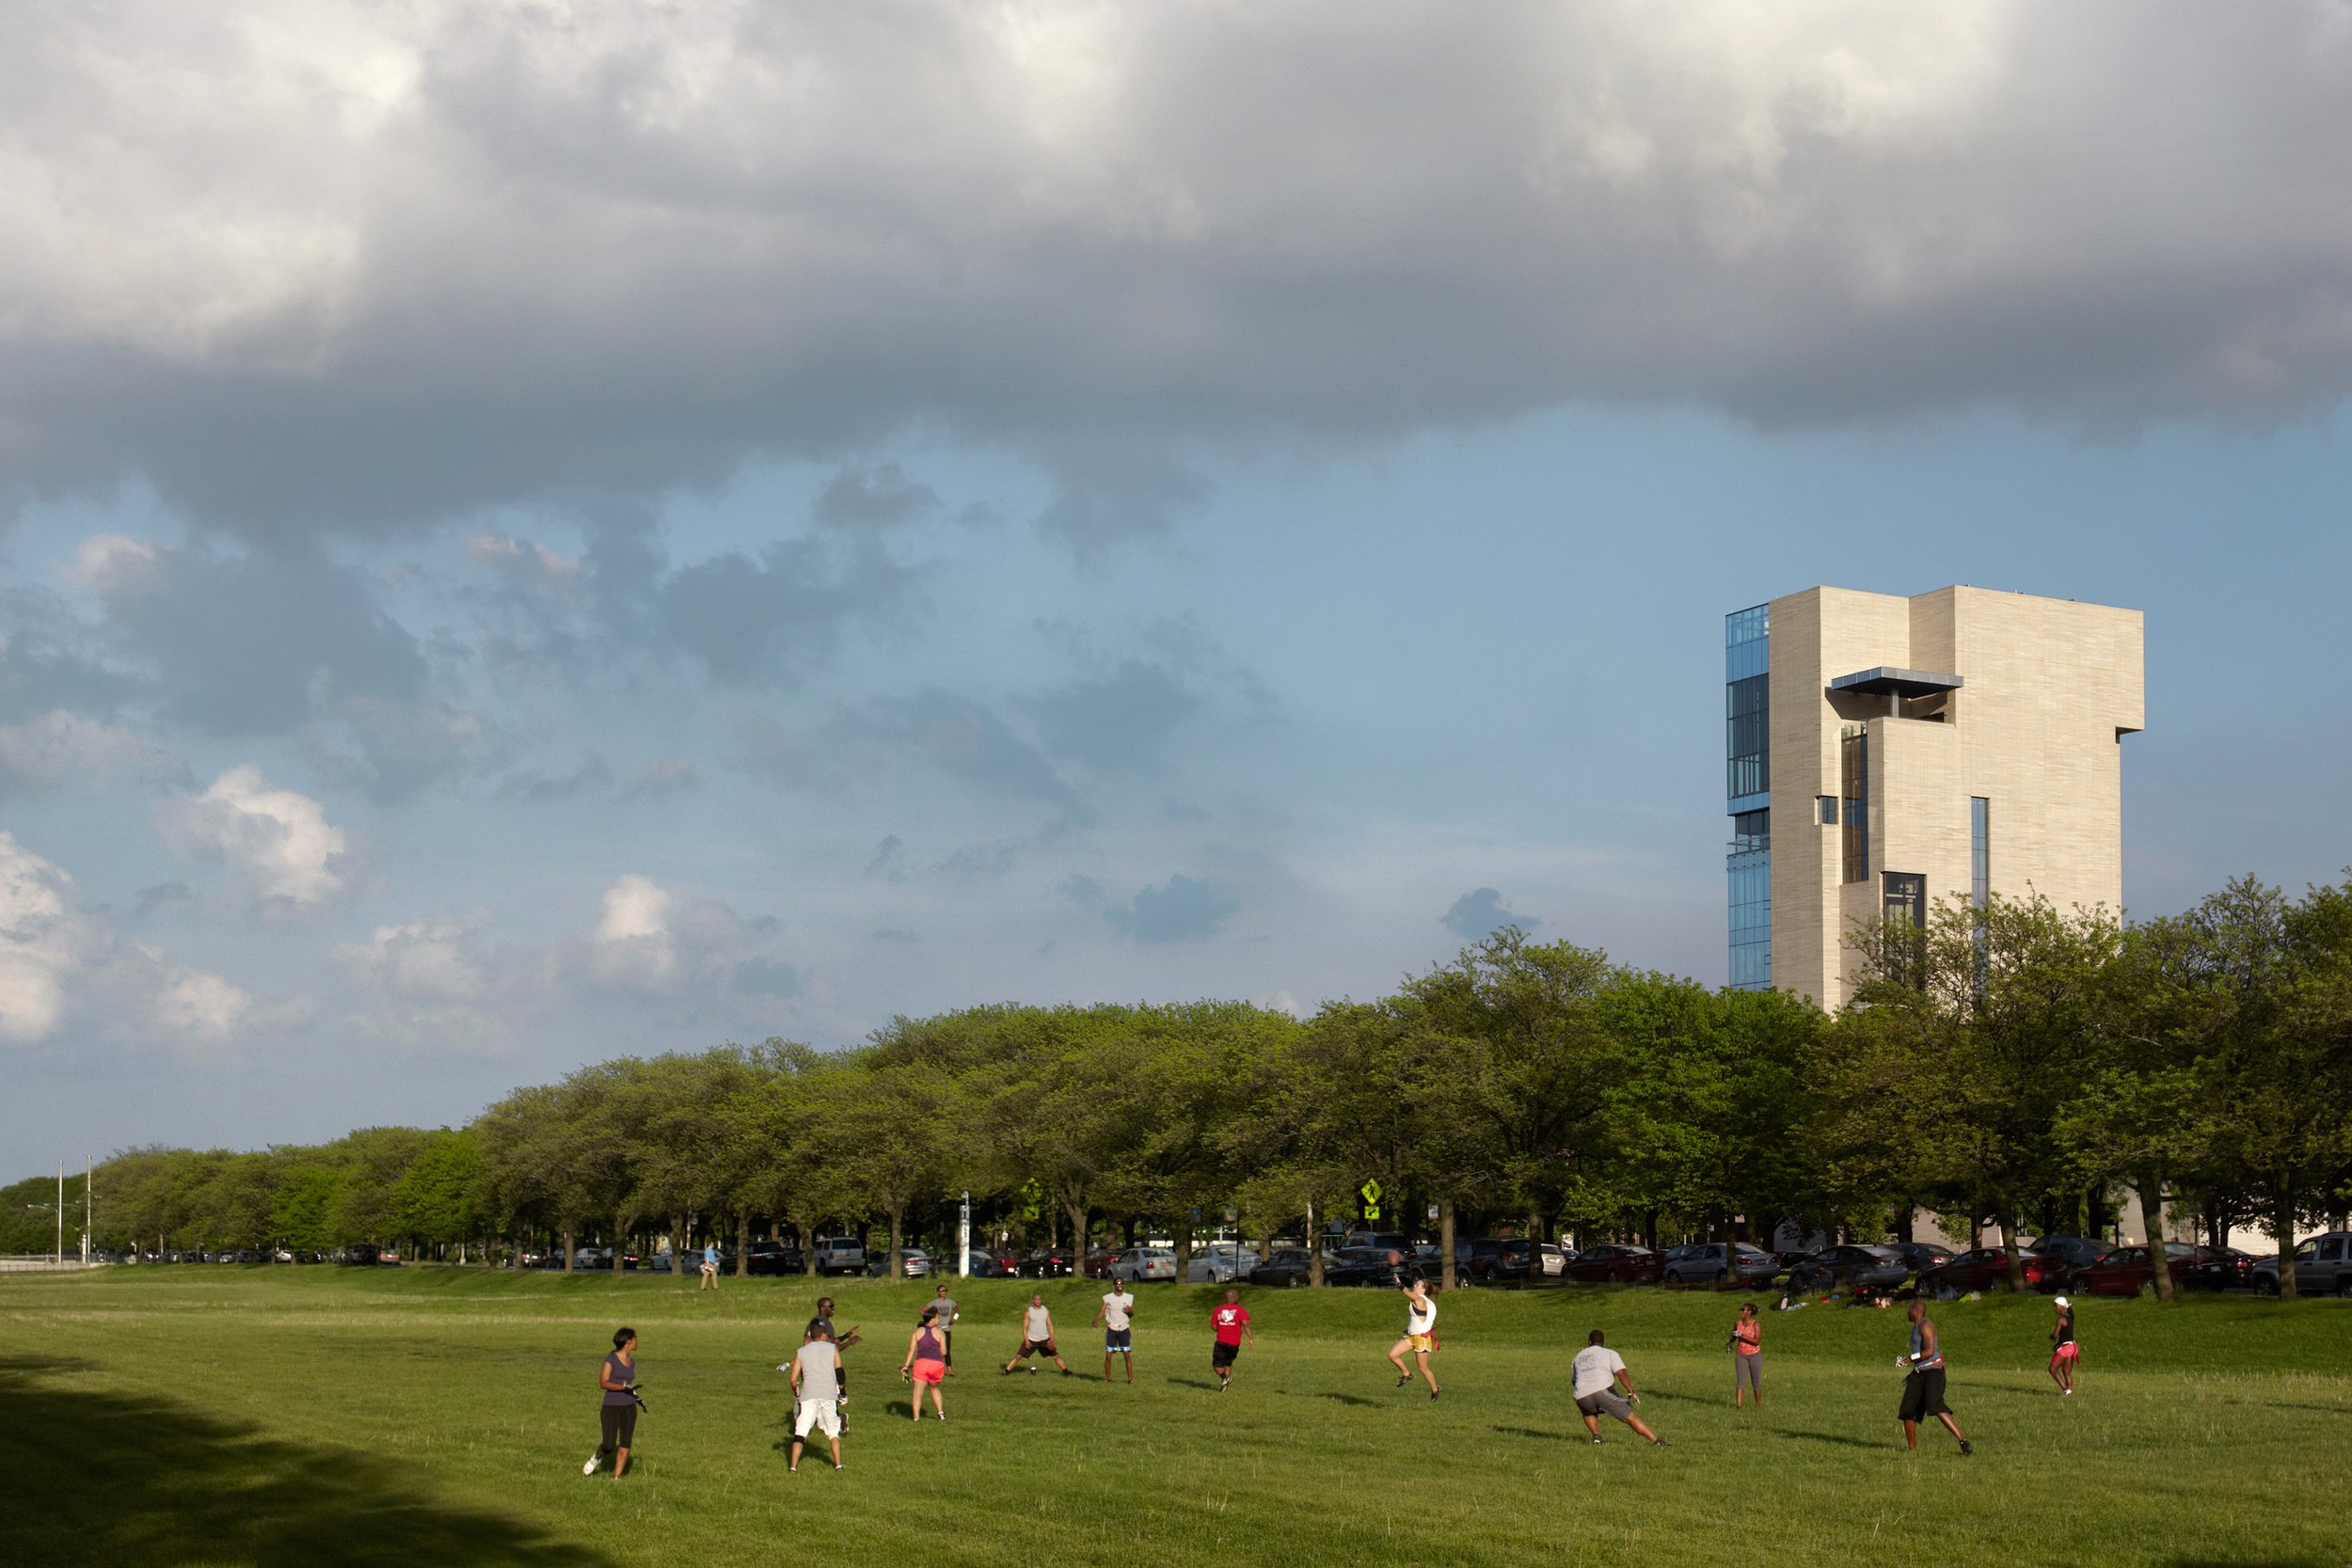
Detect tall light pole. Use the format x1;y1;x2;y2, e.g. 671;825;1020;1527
959;1192;971;1278
56;1164;64;1266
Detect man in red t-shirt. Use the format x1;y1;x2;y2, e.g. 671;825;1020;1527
1209;1289;1254;1392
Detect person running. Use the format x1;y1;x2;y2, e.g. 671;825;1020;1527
1731;1301;1763;1409
807;1297;862;1433
900;1306;949;1420
789;1323;845;1471
1897;1299;1972;1454
931;1282;960;1371
1003;1292;1073;1375
1093;1280;1137;1383
698;1242;720;1291
2048;1295;2079;1395
1570;1329;1667;1447
584;1326;640;1478
1210;1289;1253;1392
1387;1275;1440;1398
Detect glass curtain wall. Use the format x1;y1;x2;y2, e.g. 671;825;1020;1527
1725;606;1771;990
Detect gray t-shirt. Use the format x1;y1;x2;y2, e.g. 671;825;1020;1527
933;1295;958;1325
795;1340;841;1402
1570;1344;1626;1398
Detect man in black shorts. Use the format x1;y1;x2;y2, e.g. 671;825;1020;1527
1003;1292;1073;1375
1897;1300;1972;1454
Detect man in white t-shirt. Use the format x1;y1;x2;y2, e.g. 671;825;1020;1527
1092;1283;1138;1383
1386;1275;1440;1398
788;1323;845;1472
1569;1329;1667;1447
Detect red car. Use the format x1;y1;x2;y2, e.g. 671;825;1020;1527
2070;1242;2200;1297
1916;1246;2051;1297
1563;1244;1662;1284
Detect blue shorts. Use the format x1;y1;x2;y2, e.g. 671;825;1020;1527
1104;1328;1132;1352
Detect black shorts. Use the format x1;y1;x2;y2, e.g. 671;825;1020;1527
1016;1337;1057;1359
1212;1340;1240;1369
599;1402;637;1451
1898;1367;1949;1421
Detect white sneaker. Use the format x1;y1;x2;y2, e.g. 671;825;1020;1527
583;1453;599;1475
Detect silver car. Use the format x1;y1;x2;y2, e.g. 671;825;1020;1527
1184;1244;1261;1283
1109;1246;1177;1282
2252;1231;2352;1296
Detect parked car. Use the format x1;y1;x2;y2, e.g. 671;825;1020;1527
1788;1244;1911;1294
1250;1249;1318;1288
1537;1243;1568;1278
813;1236;866;1277
2183;1244;2258;1292
1452;1238;1529;1284
1563;1244;1662;1285
1186;1244;1262;1283
1082;1246;1124;1278
896;1248;935;1278
1326;1246;1411;1287
1661;1243;1778;1289
1887;1241;1958;1275
1108;1246;1178;1283
338;1243;384;1267
2252;1231;2352;1296
2071;1241;2201;1296
1343;1231;1413;1255
1019;1248;1075;1278
743;1241;805;1276
1915;1246;2053;1297
2026;1235;2109;1279
960;1248;1013;1278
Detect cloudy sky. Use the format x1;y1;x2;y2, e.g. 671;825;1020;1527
7;1;2352;1164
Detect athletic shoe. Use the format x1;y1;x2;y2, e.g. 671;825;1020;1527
1652;1437;1670;1448
1430;1387;1441;1401
788;1465;798;1474
1959;1440;1974;1455
832;1463;843;1470
1396;1374;1412;1388
1591;1436;1602;1445
1060;1369;1073;1377
583;1454;599;1475
1000;1367;1012;1376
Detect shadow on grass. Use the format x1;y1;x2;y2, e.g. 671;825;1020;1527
1318;1391;1379;1407
1769;1428;1885;1450
1166;1377;1218;1392
0;1354;616;1568
1490;1425;1577;1443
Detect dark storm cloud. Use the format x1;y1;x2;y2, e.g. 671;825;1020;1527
9;3;2352;543
1106;874;1239;944
1441;888;1541;941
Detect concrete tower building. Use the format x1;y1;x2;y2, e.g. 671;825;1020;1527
1724;585;2144;1008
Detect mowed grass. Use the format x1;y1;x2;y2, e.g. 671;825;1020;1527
2;1267;2346;1567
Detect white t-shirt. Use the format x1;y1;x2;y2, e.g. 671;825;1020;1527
1025;1305;1053;1339
1406;1293;1437;1336
1570;1344;1626;1398
1103;1291;1135;1331
795;1340;841;1403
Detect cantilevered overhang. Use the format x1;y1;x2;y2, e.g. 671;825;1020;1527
1828;667;1964;700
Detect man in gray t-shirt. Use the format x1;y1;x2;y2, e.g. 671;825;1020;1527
1569;1329;1666;1447
789;1325;844;1471
931;1283;960;1370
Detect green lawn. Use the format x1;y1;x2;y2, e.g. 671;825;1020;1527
1;1266;2344;1566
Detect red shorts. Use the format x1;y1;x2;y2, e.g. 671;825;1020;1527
911;1359;946;1384
2051;1342;2079;1364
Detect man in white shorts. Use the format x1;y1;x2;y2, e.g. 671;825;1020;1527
1387;1275;1440;1398
1570;1329;1667;1448
789;1323;845;1472
1093;1281;1138;1383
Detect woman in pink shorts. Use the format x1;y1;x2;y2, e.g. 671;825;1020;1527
902;1305;949;1420
2048;1296;2079;1394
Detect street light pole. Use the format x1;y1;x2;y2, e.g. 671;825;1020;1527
959;1192;971;1278
56;1164;64;1266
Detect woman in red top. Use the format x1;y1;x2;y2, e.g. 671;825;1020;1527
1730;1302;1762;1409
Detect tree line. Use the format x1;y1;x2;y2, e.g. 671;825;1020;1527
56;873;2352;1298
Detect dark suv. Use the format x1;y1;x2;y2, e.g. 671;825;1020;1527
1788;1244;1910;1293
1454;1238;1532;1284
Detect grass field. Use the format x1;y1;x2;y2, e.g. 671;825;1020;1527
2;1267;2345;1567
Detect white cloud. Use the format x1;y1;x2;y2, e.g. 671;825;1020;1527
0;832;88;1041
589;873;676;987
0;710;181;795
156;966;250;1037
334;913;492;1002
465;530;581;586
158;765;351;909
63;533;160;593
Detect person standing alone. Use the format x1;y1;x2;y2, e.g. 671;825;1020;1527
2048;1295;2079;1395
1209;1290;1253;1392
1730;1302;1763;1409
699;1241;721;1291
931;1282;960;1371
1386;1275;1440;1398
1898;1299;1972;1454
900;1306;949;1421
585;1327;639;1478
1093;1280;1137;1383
